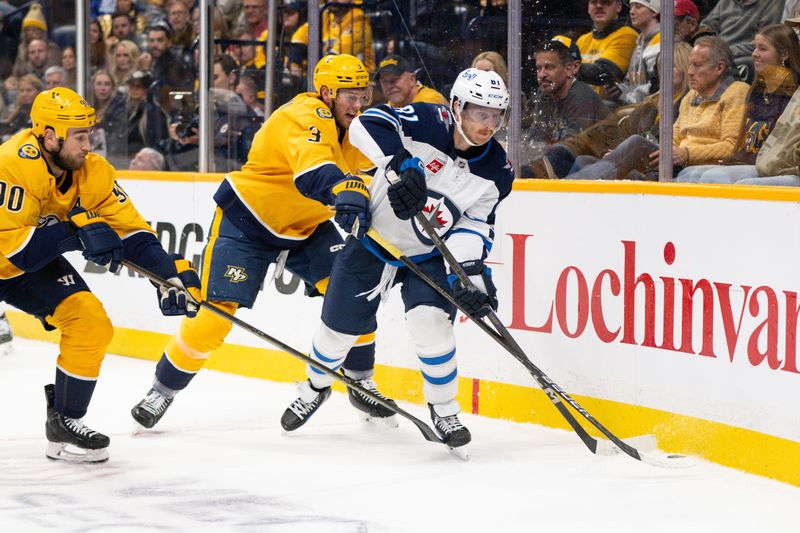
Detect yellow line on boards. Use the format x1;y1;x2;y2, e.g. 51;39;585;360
8;311;798;487
511;178;800;202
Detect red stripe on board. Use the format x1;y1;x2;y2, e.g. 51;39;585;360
471;378;480;414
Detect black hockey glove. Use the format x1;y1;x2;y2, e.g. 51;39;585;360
386;148;426;220
448;260;498;319
151;253;202;318
332;176;371;239
67;206;124;273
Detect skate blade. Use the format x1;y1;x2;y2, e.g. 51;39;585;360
447;445;470;461
357;411;399;429
46;442;109;463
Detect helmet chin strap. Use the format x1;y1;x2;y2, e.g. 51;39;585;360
452;98;482;148
454;109;481;148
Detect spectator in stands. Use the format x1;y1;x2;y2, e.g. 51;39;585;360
0;74;42;142
241;0;268;37
228;29;257;69
236;73;265;116
15;3;60;71
91;70;128;157
567;36;749;180
213;54;239;92
130;147;167;171
16;39;51;82
110;40;141;86
116;0;147;34
608;0;660;105
323;1;375;71
44;66;67;90
123;70;170;160
167;0;194;48
0;9;18;80
288;1;376;72
527;42;693;179
526;40;610;149
145;22;195;93
90;19;107;71
674;0;708;45
61;47;77;88
699;0;782;81
375;55;448;107
677;24;800;184
108;12;135;49
577;0;638;99
471;51;509;85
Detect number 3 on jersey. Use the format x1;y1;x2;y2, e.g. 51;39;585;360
307;125;321;143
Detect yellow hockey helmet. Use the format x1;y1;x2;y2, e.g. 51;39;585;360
313;54;370;98
31;87;96;140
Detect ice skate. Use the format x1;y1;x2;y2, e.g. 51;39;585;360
0;313;14;356
281;380;331;431
347;378;399;428
131;388;174;429
429;402;471;459
44;384;109;463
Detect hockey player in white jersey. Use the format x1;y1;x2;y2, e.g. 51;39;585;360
281;68;512;447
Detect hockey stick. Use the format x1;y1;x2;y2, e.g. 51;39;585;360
120;260;448;448
365;227;684;467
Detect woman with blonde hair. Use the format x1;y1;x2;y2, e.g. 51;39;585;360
90;70;127;158
0;74;42;141
471;51;508;85
110;40;141;86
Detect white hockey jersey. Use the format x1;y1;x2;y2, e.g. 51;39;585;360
349;103;514;266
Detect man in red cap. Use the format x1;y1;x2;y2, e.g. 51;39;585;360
674;0;705;45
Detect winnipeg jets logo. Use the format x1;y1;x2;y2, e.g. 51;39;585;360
224;266;248;283
411;193;460;245
421;199;449;231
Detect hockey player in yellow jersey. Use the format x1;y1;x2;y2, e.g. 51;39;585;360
0;87;201;463
132;54;399;431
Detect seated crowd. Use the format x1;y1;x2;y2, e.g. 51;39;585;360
2;0;800;186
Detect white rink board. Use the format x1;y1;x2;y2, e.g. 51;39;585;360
74;179;800;446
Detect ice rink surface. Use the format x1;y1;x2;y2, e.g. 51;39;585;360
1;338;798;532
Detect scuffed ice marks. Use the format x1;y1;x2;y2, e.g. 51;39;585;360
3;480;368;531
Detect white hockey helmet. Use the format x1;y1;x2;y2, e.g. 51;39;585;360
450;68;509;146
450;68;509;114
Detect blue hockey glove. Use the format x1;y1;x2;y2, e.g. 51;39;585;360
448;260;498;319
386;148;426;220
67;206;124;273
332;177;371;239
153;254;202;317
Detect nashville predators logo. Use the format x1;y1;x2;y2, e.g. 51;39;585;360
224;265;248;283
18;144;40;159
316;107;333;119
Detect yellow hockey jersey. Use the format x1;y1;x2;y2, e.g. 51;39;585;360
0;130;154;279
214;92;365;248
